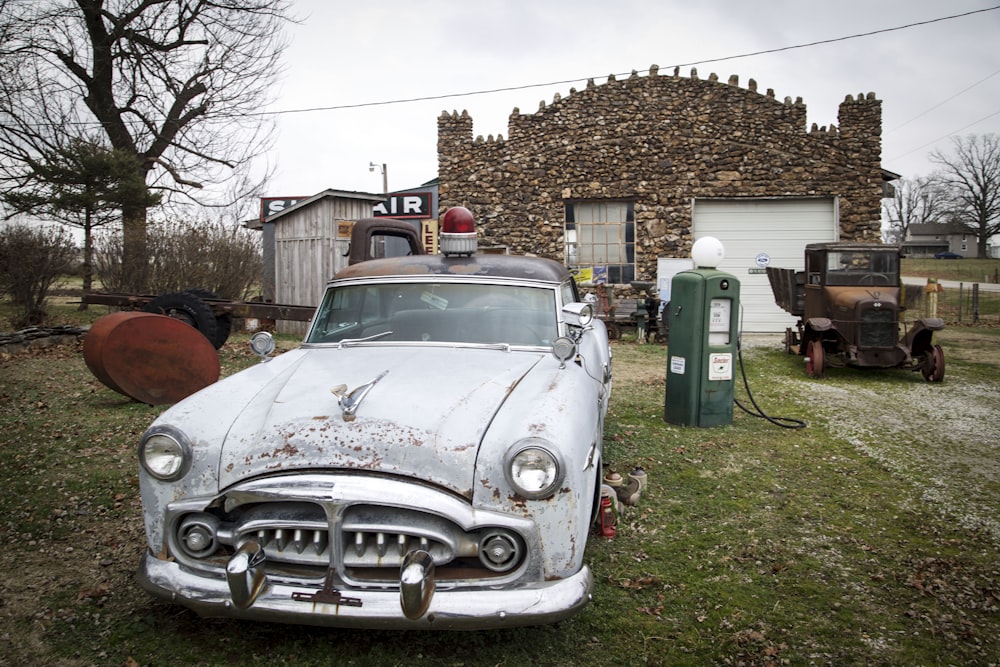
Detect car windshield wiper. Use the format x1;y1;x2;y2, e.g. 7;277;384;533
336;331;393;347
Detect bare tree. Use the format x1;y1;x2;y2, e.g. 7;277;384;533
882;176;947;244
930;134;1000;259
0;0;291;292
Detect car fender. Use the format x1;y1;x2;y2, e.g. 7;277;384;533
905;317;945;356
138;349;311;554
805;317;833;333
473;354;603;579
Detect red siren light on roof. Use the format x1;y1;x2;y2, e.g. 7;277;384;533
440;206;477;256
442;206;476;233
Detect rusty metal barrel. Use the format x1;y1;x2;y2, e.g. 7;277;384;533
83;312;220;405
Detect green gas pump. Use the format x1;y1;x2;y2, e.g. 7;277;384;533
664;237;740;427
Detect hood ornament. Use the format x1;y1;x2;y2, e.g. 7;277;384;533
331;370;389;422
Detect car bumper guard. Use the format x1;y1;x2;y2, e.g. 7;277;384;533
138;547;592;630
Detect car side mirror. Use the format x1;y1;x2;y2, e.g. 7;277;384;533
249;331;276;362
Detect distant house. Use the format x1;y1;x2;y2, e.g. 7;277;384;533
903;222;979;258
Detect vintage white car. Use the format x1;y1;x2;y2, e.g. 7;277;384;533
136;208;613;629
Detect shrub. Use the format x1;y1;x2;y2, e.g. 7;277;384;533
0;223;78;328
94;219;262;300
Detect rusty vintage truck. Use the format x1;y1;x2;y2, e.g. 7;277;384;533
766;242;945;381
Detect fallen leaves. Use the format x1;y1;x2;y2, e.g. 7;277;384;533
77;583;109;602
608;574;661;590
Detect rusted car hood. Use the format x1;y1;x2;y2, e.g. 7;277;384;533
217;346;543;498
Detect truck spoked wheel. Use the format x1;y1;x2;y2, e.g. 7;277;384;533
921;344;945;382
805;339;825;378
143;291;218;348
184;288;232;349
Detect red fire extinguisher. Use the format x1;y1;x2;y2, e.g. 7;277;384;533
599;487;616;538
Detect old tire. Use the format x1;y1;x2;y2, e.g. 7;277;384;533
143;291;218;348
805;339;825;378
184;288;232;349
921;344;945;383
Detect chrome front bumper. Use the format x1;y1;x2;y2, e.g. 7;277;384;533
138;549;592;630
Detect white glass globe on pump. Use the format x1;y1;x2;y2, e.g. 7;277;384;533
691;236;725;269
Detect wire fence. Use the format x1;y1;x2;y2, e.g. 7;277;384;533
909;282;1000;325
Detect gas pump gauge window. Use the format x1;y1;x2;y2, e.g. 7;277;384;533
708;298;731;345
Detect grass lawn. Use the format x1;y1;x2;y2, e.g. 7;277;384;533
0;307;997;665
903;257;1000;284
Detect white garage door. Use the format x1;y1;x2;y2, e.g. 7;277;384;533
692;198;838;332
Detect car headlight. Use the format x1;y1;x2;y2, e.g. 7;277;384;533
139;426;192;481
505;440;563;499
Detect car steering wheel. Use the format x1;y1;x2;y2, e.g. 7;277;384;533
859;273;890;286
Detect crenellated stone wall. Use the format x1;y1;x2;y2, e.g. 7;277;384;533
437;65;884;283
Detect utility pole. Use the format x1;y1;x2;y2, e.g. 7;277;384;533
369;162;388;194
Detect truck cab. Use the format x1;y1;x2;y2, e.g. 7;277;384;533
767;243;945;381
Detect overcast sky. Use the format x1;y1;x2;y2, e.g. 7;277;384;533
261;0;1000;199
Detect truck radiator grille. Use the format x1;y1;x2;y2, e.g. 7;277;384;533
860;308;896;347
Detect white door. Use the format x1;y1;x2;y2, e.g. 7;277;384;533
692;198;838;332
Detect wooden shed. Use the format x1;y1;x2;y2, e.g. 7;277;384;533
260;189;385;334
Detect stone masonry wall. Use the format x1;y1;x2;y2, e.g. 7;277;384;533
437;65;884;284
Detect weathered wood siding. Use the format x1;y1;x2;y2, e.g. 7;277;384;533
274;196;378;334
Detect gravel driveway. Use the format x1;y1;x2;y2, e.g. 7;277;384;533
744;330;1000;545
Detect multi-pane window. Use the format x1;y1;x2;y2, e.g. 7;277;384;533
565;201;635;284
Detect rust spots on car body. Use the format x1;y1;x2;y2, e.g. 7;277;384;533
507;494;529;509
260;443;300;459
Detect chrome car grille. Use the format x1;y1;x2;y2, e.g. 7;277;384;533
244;525;330;564
343;505;478;565
228;505;469;572
168;477;530;584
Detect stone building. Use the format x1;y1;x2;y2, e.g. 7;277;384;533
437;65;892;331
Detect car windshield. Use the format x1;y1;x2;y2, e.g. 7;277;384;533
306;281;559;346
825;250;899;286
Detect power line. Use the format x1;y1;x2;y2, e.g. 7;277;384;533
266;5;1000;117
12;4;1000;135
888;108;1000;161
886;68;1000;134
